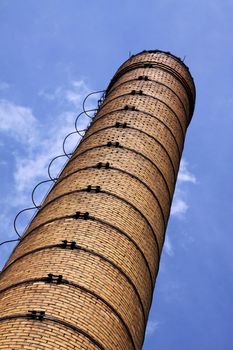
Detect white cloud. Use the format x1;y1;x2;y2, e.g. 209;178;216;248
13;111;81;193
171;159;196;218
65;80;90;107
145;320;160;337
171;195;189;217
164;235;174;256
13;80;98;196
0;99;38;145
38;86;62;101
167;159;196;256
178;159;196;183
39;80;98;110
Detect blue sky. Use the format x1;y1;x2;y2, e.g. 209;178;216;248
0;0;233;349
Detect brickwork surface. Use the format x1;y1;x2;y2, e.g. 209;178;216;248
0;51;195;349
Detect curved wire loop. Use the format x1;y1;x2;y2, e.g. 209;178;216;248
77;128;87;137
62;131;80;159
13;207;38;238
75;109;97;132
48;154;71;181
31;179;56;208
62;128;87;159
82;90;105;118
0;238;20;247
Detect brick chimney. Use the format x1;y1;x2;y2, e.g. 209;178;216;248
0;50;195;350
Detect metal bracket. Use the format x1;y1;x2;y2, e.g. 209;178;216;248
107;141;122;148
131;90;143;96
86;185;101;193
95;162;110;169
46;273;63;284
138;75;149;81
123;105;137;111
115;122;127;128
28;310;45;321
61;240;78;249
71;212;90;220
144;63;153;68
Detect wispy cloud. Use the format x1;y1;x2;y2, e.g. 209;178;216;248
145;320;160;337
165;159;196;257
39;80;97;109
171;193;189;217
13;80;97;194
0;99;38;145
177;159;196;184
171;159;196;218
14;111;75;193
65;80;91;107
163;235;174;257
